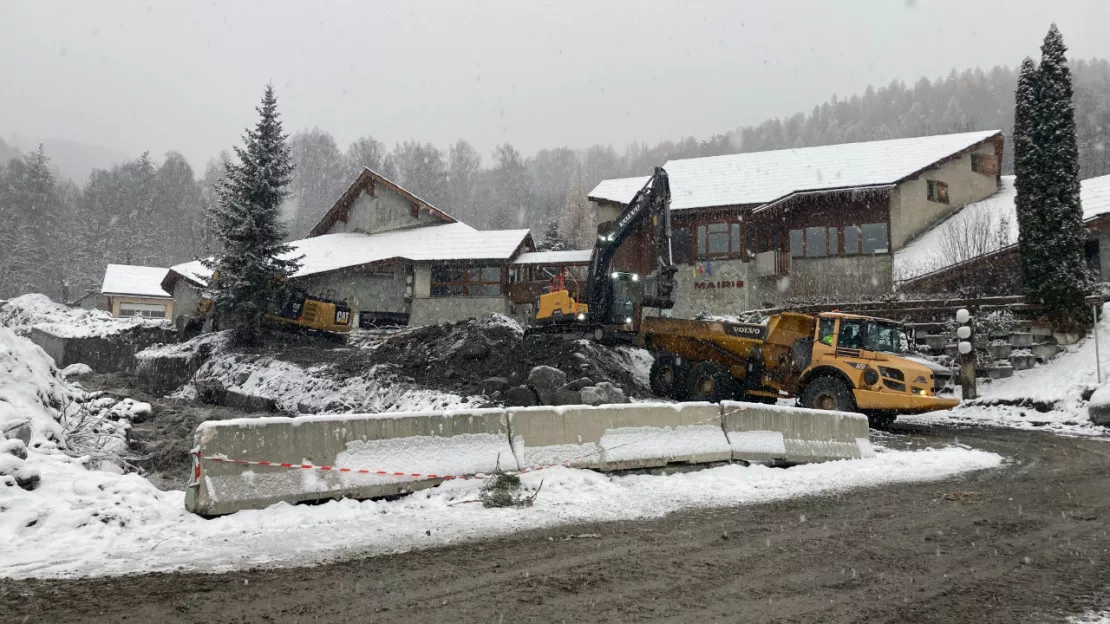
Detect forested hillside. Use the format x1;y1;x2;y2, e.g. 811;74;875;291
2;59;1108;301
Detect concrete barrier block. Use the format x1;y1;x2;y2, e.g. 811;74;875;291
187;408;514;516
508;402;730;472
719;401;873;464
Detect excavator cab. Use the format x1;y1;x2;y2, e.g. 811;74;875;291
535;268;588;325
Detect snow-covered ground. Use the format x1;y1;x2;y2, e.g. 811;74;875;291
190;349;479;413
902;304;1110;437
0;293;166;338
0;320;1004;580
0;442;1001;580
1068;612;1110;624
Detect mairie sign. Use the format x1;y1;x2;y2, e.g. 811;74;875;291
694;280;744;289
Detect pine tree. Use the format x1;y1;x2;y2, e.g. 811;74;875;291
1019;25;1091;331
1013;57;1043;294
204;85;300;345
538;215;567;251
558;166;596;249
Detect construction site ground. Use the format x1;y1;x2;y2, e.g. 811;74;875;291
4;423;1109;624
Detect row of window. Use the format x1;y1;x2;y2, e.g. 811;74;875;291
431;265;501;297
789;223;889;259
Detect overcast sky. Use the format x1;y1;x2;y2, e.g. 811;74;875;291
2;0;1108;170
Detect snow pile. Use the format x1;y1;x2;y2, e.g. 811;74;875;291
902;303;1110;436
0;327;158;491
0;327;76;446
193;350;476;414
0;293;165;338
0;443;1001;579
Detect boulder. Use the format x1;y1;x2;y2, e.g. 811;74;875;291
528;365;567;403
550;388;583;406
1089;385;1110;426
579;386;605;406
62;363;93;378
503;385;539;407
480;376;511;396
1;439;28;460
594;381;627;404
558;377;594;392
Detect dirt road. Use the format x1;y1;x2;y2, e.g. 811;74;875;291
3;423;1109;624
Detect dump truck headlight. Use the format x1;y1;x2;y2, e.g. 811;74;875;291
625;317;633;325
863;367;880;386
630;273;639;282
611;272;620;279
577;313;586;321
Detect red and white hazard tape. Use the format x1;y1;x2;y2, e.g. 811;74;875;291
192;452;496;481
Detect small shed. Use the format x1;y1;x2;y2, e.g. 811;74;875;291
100;264;173;319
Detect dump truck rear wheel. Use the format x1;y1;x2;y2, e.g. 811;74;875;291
686;362;732;403
800;376;856;412
650;354;687;399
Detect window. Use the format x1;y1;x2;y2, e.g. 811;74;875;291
927;180;949;204
818;318;836;347
804;226;827;257
431;264;501;297
838;319;865;350
790;229;804;258
118;302;167;318
695;222;743;259
861;223;888;254
844;225;861;256
673;226;693;263
971;153;998;175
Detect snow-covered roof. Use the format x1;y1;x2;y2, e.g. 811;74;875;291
895;174;1110;281
513;249;593;265
167;223;532;286
100;264;171;298
588;130;1002;211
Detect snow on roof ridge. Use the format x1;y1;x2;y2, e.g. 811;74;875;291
588;129;1002;210
167;222;531;286
101;264;171;298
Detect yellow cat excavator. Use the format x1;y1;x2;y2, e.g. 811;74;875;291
184;280;352;336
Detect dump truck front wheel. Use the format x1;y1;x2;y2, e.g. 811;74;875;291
650;354;687;399
686;362;733;403
800;376;856;412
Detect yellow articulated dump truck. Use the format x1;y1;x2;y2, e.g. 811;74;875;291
642;311;959;427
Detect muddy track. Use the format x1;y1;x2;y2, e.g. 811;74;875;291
3;424;1110;624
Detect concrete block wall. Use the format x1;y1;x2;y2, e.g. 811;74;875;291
188;401;874;516
187;408;514;516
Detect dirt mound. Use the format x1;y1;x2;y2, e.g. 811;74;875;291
364;315;654;401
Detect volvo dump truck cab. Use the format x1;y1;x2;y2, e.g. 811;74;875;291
642;312;959;426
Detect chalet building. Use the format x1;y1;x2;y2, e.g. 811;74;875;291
163;168;588;328
588;130;1005;317
895;173;1110;293
99;264;173;319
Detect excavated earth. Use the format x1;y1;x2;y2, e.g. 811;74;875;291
4;423;1110;623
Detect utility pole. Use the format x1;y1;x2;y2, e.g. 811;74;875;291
1087;295;1102;384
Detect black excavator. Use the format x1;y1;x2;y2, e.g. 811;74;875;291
533;166;677;342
